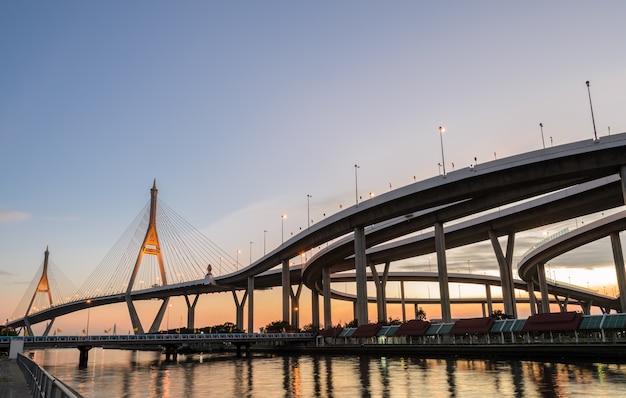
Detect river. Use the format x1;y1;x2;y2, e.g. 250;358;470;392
31;348;626;397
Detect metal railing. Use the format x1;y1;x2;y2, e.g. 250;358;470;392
16;353;82;398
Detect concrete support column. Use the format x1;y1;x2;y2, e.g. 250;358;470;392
291;283;303;328
370;262;390;323
354;226;368;325
536;263;551;313
527;280;537;315
619;165;626;205
488;231;517;318
184;295;199;330
282;259;290;323
148;298;170;333
610;232;626;312
311;289;320;328
323;267;332;329
400;281;406;323
247;276;254;333
434;222;451;322
485;284;493;316
232;289;248;331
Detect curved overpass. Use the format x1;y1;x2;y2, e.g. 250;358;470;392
10;133;626;331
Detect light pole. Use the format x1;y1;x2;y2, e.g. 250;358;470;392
586;81;598;141
85;299;91;336
307;194;312;228
263;230;267;255
438;126;446;176
236;249;240;269
539;123;545;149
354;164;360;205
249;241;253;265
281;214;287;243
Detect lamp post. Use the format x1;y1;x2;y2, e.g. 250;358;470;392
249;241;253;265
307;194;312;228
586;81;598;141
539;123;545;149
281;214;287;243
263;230;267;255
438;126;446;176
236;249;240;269
85;299;91;336
354;164;360;205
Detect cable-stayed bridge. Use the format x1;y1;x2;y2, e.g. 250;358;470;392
7;134;626;338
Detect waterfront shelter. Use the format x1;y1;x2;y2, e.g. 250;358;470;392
449;317;495;344
394;320;431;344
488;319;526;344
522;312;583;343
337;327;356;344
317;326;344;345
352;323;382;344
578;313;626;343
425;323;454;344
376;325;400;344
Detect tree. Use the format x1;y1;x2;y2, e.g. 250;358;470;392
490;309;512;320
264;320;299;333
415;307;427;321
301;323;319;334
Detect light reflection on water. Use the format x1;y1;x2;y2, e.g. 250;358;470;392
31;348;626;397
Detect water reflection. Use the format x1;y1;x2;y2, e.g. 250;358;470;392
31;349;626;398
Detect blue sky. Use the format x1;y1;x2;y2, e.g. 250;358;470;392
1;2;626;330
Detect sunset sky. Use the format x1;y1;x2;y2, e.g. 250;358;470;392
1;2;626;334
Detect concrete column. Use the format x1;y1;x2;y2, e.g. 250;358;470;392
370;262;390;323
400;281;406;323
536;263;551;313
610;232;626;312
247;276;254;333
323;267;332;328
148;298;170;333
488;231;517;318
282;259;290;323
311;289;320;328
434;222;451;322
291;283;303;328
485;284;493;316
619;165;626;205
354;226;368;325
184;295;199;330
527;280;537;315
232;289;248;331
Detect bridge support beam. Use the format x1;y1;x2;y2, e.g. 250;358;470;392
536;263;551;313
400;281;406;322
185;295;199;330
370;262;390;323
527;280;537;315
291;282;303;329
247;276;255;333
434;222;452;323
322;267;332;329
489;231;517;318
149;298;170;333
354;226;368;325
485;285;493;316
610;232;626;312
311;289;320;329
78;346;92;368
126;297;144;334
232;289;248;331
43;318;55;337
282;259;290;323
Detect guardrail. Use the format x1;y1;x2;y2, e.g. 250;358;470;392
16;352;82;398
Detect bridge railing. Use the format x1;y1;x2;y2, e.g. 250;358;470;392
17;352;82;398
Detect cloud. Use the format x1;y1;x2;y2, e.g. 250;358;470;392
0;208;30;224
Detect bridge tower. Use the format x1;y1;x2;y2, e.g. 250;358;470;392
23;247;56;336
125;180;169;334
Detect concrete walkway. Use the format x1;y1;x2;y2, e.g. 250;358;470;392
0;358;31;398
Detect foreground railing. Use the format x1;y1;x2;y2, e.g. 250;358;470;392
16;353;82;398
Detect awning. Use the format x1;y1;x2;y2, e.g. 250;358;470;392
522;311;582;332
449;317;495;335
395;319;431;336
352;323;383;338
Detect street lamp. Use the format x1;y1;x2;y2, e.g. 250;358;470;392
539;123;545;149
236;249;241;269
263;230;267;255
249;241;253;265
354;164;360;205
85;299;91;336
307;194;312;228
438;126;446;176
281;214;287;243
586;81;598;141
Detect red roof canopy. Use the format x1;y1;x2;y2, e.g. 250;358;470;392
522;311;583;332
395;320;431;336
352;323;382;338
318;327;343;338
449;317;495;335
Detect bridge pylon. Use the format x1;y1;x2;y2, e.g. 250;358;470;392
125;180;170;334
23;247;56;336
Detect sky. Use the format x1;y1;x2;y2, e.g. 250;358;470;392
1;2;626;334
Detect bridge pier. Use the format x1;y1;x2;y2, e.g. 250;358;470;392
163;344;179;361
78;346;92;368
290;282;302;328
185;294;200;330
354;226;368;325
232;290;248;331
435;222;452;323
610;232;626;312
489;231;517;318
247;276;254;333
235;343;251;357
370;262;390;323
311;289;320;329
323;267;332;329
537;263;551;313
282;259;290;324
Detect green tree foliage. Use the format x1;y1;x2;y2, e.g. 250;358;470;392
263;320;299;333
415;307;427;320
